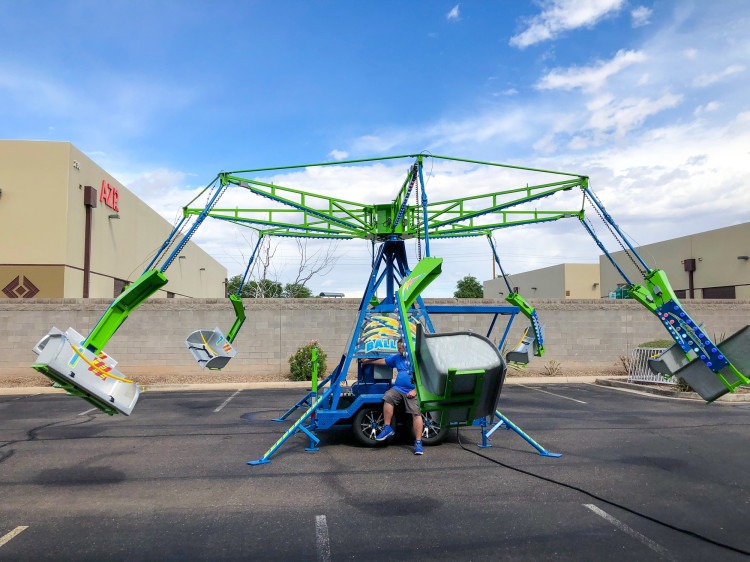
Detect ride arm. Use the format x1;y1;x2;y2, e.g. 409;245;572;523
83;269;168;353
395;257;443;397
627;269;748;397
487;235;544;356
579;190;749;400
504;293;544;357
226;294;246;344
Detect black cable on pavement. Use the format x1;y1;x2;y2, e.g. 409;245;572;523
456;428;750;557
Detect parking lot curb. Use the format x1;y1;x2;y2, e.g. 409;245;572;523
595;377;750;402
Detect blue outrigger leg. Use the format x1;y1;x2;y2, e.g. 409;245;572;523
476;411;562;457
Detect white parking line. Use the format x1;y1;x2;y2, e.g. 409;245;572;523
583;504;674;560
214;390;242;413
315;515;331;562
518;384;587;404
78;408;98;416
0;526;28;548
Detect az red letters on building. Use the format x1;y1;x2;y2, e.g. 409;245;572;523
100;180;119;211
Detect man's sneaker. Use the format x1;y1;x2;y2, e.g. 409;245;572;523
375;425;395;441
414;440;424;455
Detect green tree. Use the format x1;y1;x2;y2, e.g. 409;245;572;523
225;275;251;298
225;275;283;298
454;275;483;298
248;279;283;298
284;283;313;298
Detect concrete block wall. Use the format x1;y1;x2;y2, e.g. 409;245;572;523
1;298;748;379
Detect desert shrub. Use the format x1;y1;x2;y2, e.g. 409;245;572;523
618;354;631;376
543;360;562;376
288;341;327;382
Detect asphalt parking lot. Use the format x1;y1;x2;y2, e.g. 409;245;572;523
1;383;749;561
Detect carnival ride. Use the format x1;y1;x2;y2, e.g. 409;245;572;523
31;154;749;463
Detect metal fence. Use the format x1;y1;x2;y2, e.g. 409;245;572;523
627;347;677;384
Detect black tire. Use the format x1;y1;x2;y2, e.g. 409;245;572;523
414;411;450;445
352;406;389;447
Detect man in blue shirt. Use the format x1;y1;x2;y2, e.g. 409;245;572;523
362;338;424;455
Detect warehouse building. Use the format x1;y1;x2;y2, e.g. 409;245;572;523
483;222;750;300
483;263;600;300
0;140;226;299
599;222;750;300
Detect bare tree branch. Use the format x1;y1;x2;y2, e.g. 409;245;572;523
290;239;339;288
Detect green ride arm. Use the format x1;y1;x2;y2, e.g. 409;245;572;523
83;269;169;354
504;292;545;356
226;294;247;344
628;269;748;393
396;257;443;401
398;257;443;311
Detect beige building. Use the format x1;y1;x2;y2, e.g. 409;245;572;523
483;263;600;299
600;222;750;300
0;140;226;299
483;223;750;301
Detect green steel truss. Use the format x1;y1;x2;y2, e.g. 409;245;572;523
182;154;587;240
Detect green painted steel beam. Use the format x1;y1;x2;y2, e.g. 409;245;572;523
191;155;590;242
83;269;168;353
226;294;246;344
427;154;587;179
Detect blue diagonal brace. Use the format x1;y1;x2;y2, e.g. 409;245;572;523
482;410;562;458
248;386;333;465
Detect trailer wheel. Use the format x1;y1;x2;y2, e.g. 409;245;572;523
416;411;450;445
352;407;388;447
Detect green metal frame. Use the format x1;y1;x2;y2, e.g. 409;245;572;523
396;258;494;426
629;269;749;392
182;154;586;241
83;269;169;353
181;153;748;400
35;152;748;416
226;294;246;344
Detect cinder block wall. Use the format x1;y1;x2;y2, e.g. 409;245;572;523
1;298;748;378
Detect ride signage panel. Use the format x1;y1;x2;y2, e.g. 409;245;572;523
355;312;419;355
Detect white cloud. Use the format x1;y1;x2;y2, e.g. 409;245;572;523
328;149;349;160
350;109;537;155
510;0;626;48
585;93;683;137
536;49;647;92
568;136;589;150
532;133;558;153
694;101;721;116
493;88;519;96
683;48;698;60
704;101;721;112
0;64;77;114
0;63;195;142
631;6;653;27
447;5;460;21
693;64;745;87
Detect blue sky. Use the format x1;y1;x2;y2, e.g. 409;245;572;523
2;1;748;297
